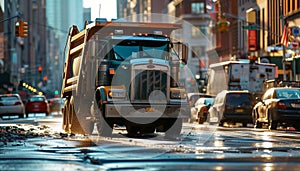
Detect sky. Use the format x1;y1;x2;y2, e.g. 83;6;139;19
83;0;117;21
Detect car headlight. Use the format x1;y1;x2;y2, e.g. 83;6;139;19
108;89;126;99
170;89;187;99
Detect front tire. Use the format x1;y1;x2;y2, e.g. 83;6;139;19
164;118;183;139
19;114;24;118
97;113;113;137
95;100;113;137
126;125;139;137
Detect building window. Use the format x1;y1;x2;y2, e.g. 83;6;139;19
192;26;201;37
191;2;205;14
200;26;207;36
192;26;207;38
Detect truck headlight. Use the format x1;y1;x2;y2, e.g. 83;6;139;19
170;89;187;99
108;89;126;99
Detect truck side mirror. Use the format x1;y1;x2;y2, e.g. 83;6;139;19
181;43;188;64
170;42;188;64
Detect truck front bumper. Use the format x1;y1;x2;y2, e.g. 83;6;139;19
105;103;191;119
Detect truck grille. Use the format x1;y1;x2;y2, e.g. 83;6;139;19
132;69;168;101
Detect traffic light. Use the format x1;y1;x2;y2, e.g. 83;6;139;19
217;17;230;32
38;66;43;73
15;20;28;37
43;76;48;85
43;76;48;82
20;21;28;37
15;21;21;37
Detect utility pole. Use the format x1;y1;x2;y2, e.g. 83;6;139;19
281;1;287;81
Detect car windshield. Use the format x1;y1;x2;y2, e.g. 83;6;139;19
226;93;251;106
275;89;300;99
29;97;45;102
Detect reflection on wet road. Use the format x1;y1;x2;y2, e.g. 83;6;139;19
1;117;300;170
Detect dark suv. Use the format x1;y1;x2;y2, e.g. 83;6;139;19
208;90;253;127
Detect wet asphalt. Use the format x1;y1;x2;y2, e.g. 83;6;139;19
1;117;300;170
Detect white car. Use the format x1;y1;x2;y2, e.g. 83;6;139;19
0;94;25;119
191;97;214;124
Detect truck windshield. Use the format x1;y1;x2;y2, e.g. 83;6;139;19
112;40;169;60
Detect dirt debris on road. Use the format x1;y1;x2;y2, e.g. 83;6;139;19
0;124;68;146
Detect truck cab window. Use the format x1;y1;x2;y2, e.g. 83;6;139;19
111;39;169;60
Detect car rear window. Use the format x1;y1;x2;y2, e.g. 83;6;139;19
225;93;251;106
0;96;19;101
205;98;214;105
275;89;300;99
29;97;45;102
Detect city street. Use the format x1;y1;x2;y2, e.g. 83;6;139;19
1;0;300;170
1;116;300;170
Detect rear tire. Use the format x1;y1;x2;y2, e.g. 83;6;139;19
69;96;94;135
268;111;278;130
253;110;262;128
219;120;224;127
269;120;278;130
293;124;300;131
62;98;70;133
197;110;206;124
254;120;262;129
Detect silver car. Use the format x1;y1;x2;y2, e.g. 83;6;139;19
0;94;25;119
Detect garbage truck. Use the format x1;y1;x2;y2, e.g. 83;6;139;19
206;60;277;97
61;18;191;137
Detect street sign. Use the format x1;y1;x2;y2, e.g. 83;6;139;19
242;25;260;30
248;30;257;51
292;27;300;36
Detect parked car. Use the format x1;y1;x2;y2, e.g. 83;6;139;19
208;90;253;127
252;87;300;130
48;98;64;115
0;94;25;119
187;93;213;106
191;97;215;124
25;95;50;117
